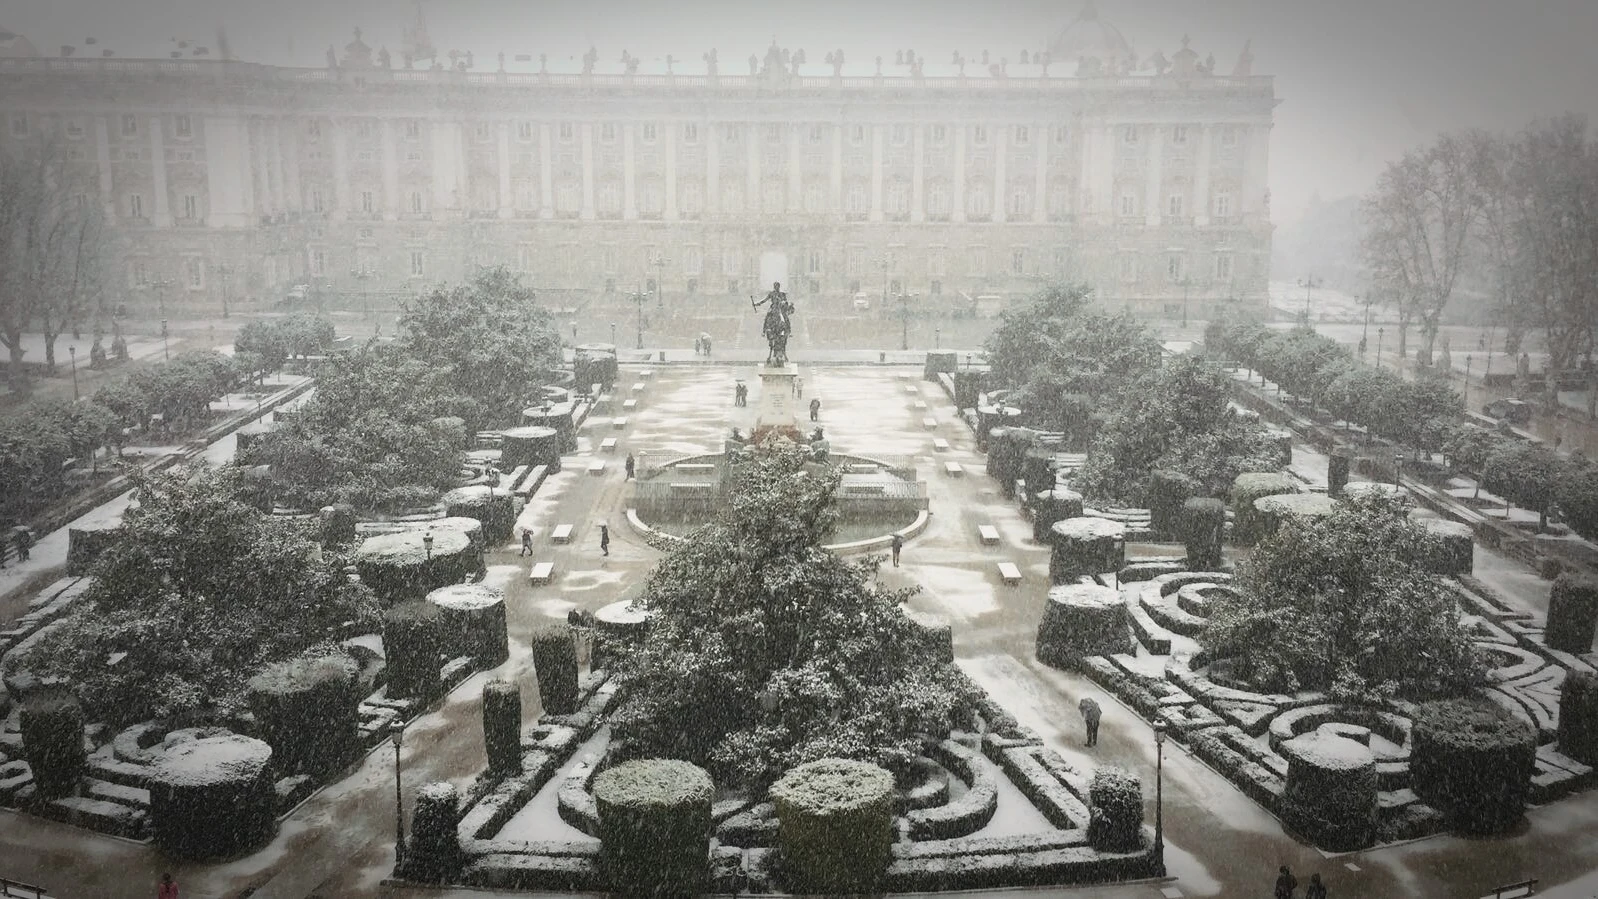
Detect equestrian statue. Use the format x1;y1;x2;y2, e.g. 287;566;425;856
751;281;794;366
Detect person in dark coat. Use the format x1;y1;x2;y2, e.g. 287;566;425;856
520;528;533;557
15;529;30;562
1274;865;1298;899
1304;872;1327;899
624;453;636;480
809;397;821;421
1079;696;1102;747
891;533;903;567
599;523;610;557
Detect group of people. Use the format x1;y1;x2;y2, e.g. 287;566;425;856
693;333;713;356
733;381;748;407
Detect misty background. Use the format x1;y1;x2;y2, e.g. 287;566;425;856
6;0;1597;287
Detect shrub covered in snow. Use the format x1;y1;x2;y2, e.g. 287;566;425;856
382;600;445;699
1048;516;1126;584
1085;766;1144;852
148;734;276;859
594;758;714;895
1277;731;1378;851
401;781;462;882
530;624;578;715
441;485;517;544
481;679;522;776
1229;472;1298;546
1417;517;1474;576
985;427;1039;499
19;686;86;799
1146;469;1198;537
1037;584;1130;670
246;647;361;778
1032;488;1085;544
1252;492;1338;540
770;758;895;894
499;425;563;474
1545;573;1598;655
1410;698;1536;835
1022;446;1058;500
1558;670;1598;766
1180;497;1227;570
425;583;508;668
354;529;478;605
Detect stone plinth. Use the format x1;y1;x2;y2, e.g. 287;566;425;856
756;364;800;430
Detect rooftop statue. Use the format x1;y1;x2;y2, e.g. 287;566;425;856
1231;39;1254;77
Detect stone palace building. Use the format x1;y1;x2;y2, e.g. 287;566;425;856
0;4;1276;319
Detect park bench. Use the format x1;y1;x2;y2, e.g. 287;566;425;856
587;459;606;476
622;399;639;411
978;525;1001;545
631;382;646;394
923;417;938;429
637;370;653;380
599;437;618;452
997;561;1022;586
551;524;574;544
514;465;547;499
913;400;928;410
943;461;964;477
612;417;628;429
529;562;556;585
932;437;950;452
904;385;920;394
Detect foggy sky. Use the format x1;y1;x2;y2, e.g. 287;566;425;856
5;0;1597;225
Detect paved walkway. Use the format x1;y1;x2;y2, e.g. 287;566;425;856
1;364;1596;898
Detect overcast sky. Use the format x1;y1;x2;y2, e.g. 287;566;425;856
5;0;1596;224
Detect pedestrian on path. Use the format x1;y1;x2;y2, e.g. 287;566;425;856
1079;696;1102;747
520;528;533;557
1304;873;1327;899
809;398;821;422
796;378;804;398
891;533;903;567
1274;865;1298;899
599;523;610;557
14;529;30;562
158;873;179;899
625;453;636;480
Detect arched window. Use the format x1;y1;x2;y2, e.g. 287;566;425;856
968;183;992;218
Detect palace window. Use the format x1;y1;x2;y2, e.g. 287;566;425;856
1053;247;1069;273
406;150;422;162
972;125;988;146
306;120;321;139
766;123;783;142
850;124;865;145
128;194;144;219
724;124;741;143
129;259;150;288
1120;255;1137;281
1167;255;1184;282
929;250;946;278
892;124;908;146
808;250;822;274
1214;192;1232;218
475;122;491;141
410;191;424;213
641;123;657;143
1221;126;1238;147
1171;125;1188;145
927;182;950;217
683;246;703;274
1014;125;1029;146
1119;191;1137;217
1054;124;1069;144
763;180;785;212
64;118;84;139
680;181;704;215
517;121;533;141
121;114;138;137
310;250;326;276
1215;254;1233;280
410;251;425;277
361;191;374;214
174;115;192;138
1009;188;1030;217
182;194;199;219
559;122;575;142
931;124;947;145
809;124;825;143
886;180;910;216
723;248;741;276
1122;125;1139;144
969;185;992;218
600;123;617;143
846;184;868;215
310;188;325;213
967;246;987;276
682;123;699;144
603;246;619;273
185;257;204;289
1011;249;1025;275
355;121;372;139
1168;193;1184;217
804;182;825;213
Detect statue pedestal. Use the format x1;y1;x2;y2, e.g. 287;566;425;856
755;364;799;430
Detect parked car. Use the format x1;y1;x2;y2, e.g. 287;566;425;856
1483;398;1533;425
852;294;871;311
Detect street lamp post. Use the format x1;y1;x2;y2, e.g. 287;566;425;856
900;292;910;351
1376;327;1385;369
1154;718;1168;877
1465;354;1474;399
218;264;232;319
1298;275;1322;327
161;319;169;362
1181;277;1192;329
935;327;941;350
1362;292;1375;347
1394;452;1405;486
651;254;667;309
68;346;79;401
393;723;407;869
631;289;647;350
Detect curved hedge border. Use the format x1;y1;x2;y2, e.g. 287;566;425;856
905;739;1000;840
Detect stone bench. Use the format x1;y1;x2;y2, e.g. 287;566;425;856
638;370;653;380
631;382;646;394
529;562;556;585
997;561;1022;586
904;385;920;394
978;525;1001;546
599;437;617;452
913;400;928;410
943;461;964;477
551;524;574;544
622;399;638;411
587;459;606;476
932;437;950;452
922;417;938;429
676;463;716;474
612;417;628;430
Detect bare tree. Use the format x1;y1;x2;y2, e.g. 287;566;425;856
1362;134;1478;366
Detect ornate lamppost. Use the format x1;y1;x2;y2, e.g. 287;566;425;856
68;345;79;401
1154;717;1168;876
161;319;170;361
393;722;407;868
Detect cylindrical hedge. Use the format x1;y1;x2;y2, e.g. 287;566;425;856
1558;670;1598;766
20;687;86;799
594;759;714;896
1328;450;1353;497
1418;518;1474;576
500;425;563;473
1230;472;1299;546
482;679;523;776
1410;698;1536;835
1037;583;1130;669
148;735;277;859
1277;731;1378;851
522;403;578;453
319;503;359;547
1085;766;1144;852
246;649;361;778
426;583;509;668
771;759;895;894
952;371;982;410
1180;497;1227;571
382;601;446;699
1021;447;1057;500
901;607;955;664
441;485;517;545
985;426;1037;498
1253;493;1338;541
1048;517;1126;584
354;529;478;605
1146;470;1199;538
574;343;619;390
531;625;579;715
1032;488;1085;544
402;781;463;883
592;599;653;671
975;404;1023;444
1546;573;1598;655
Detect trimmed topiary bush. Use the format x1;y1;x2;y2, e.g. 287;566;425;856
594;758;715;896
1022;447;1057;500
382;600;446;699
319;503;359;547
426;583;509;668
148;734;276;859
1253;492;1338;540
1146;470;1198;537
1180;497;1227;570
986;427;1038;499
1328;450;1352;497
1410;698;1536;835
1048;517;1126;584
246;648;361;778
1037;583;1130;669
19;686;87;799
1546;573;1598;655
1418;517;1474;576
901;607;955;664
531;625;579;715
482;679;523;776
441;485;518;545
1085;766;1144;852
1559;670;1598;766
1032;488;1085;544
1230;472;1298;546
402;781;463;883
771;758;895;895
1277;730;1378;851
354;529;479;605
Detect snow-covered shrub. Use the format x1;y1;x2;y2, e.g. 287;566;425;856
1048;516;1126;584
1277;731;1378;851
1417;517;1473;576
771;758;895;894
1229;472;1297;546
1146;469;1198;537
382;600;445;699
986;427;1038;499
1253;492;1338;540
247;648;360;778
481;679;522;776
1037;584;1130;670
426;583;508;669
1032;488;1084;544
20;686;86;799
148;734;276;859
441;485;517;544
1180;497;1226;570
354;529;478;605
1546;573;1598;655
401;781;462;882
594;759;714;895
1086;766;1144;852
530;624;578;715
1410;698;1536;835
1559;670;1598;766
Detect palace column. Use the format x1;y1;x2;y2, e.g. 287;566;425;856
94;116;115;221
910;125;925;223
869;124;884;222
382;119;401;219
992;123;1007;223
1144;125;1164;227
664;121;679;220
149;115;172;226
580;122;595;220
1034;121;1049;224
746;123;759;215
622;123;637;220
1192;125;1212;227
538;122;554;219
331;119;350;220
706;120;720;215
830;123;843;216
498;121;514;219
787;123;802;213
952;125;967;223
1095;126;1116;223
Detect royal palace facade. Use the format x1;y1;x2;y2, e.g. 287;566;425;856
0;10;1276;320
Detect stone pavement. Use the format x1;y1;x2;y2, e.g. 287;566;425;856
2;363;1596;898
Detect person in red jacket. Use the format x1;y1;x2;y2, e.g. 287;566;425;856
158;873;179;899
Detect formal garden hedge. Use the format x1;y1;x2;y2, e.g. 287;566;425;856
1180;498;1227;570
1230;473;1299;546
483;679;523;776
1545;573;1598;655
403;781;464;882
1037;584;1130;670
19;686;87;799
1146;470;1199;537
382;600;447;699
426;583;509;669
1417;517;1475;576
770;758;896;894
593;759;715;896
1048;517;1126;584
148;734;277;859
245;648;361;778
1409;698;1536;835
531;624;579;715
1085;767;1143;852
1253;492;1338;540
986;427;1040;498
1559;671;1598;766
355;528;481;604
1032;488;1084;544
441;485;517;545
1277;731;1379;851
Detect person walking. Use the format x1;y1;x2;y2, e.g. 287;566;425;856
158;873;179;899
1078;696;1102;747
599;523;610;557
809;398;821;422
1274;865;1299;899
891;533;903;567
520;528;533;557
624;453;636;480
796;378;804;398
1304;873;1327;899
15;529;30;562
